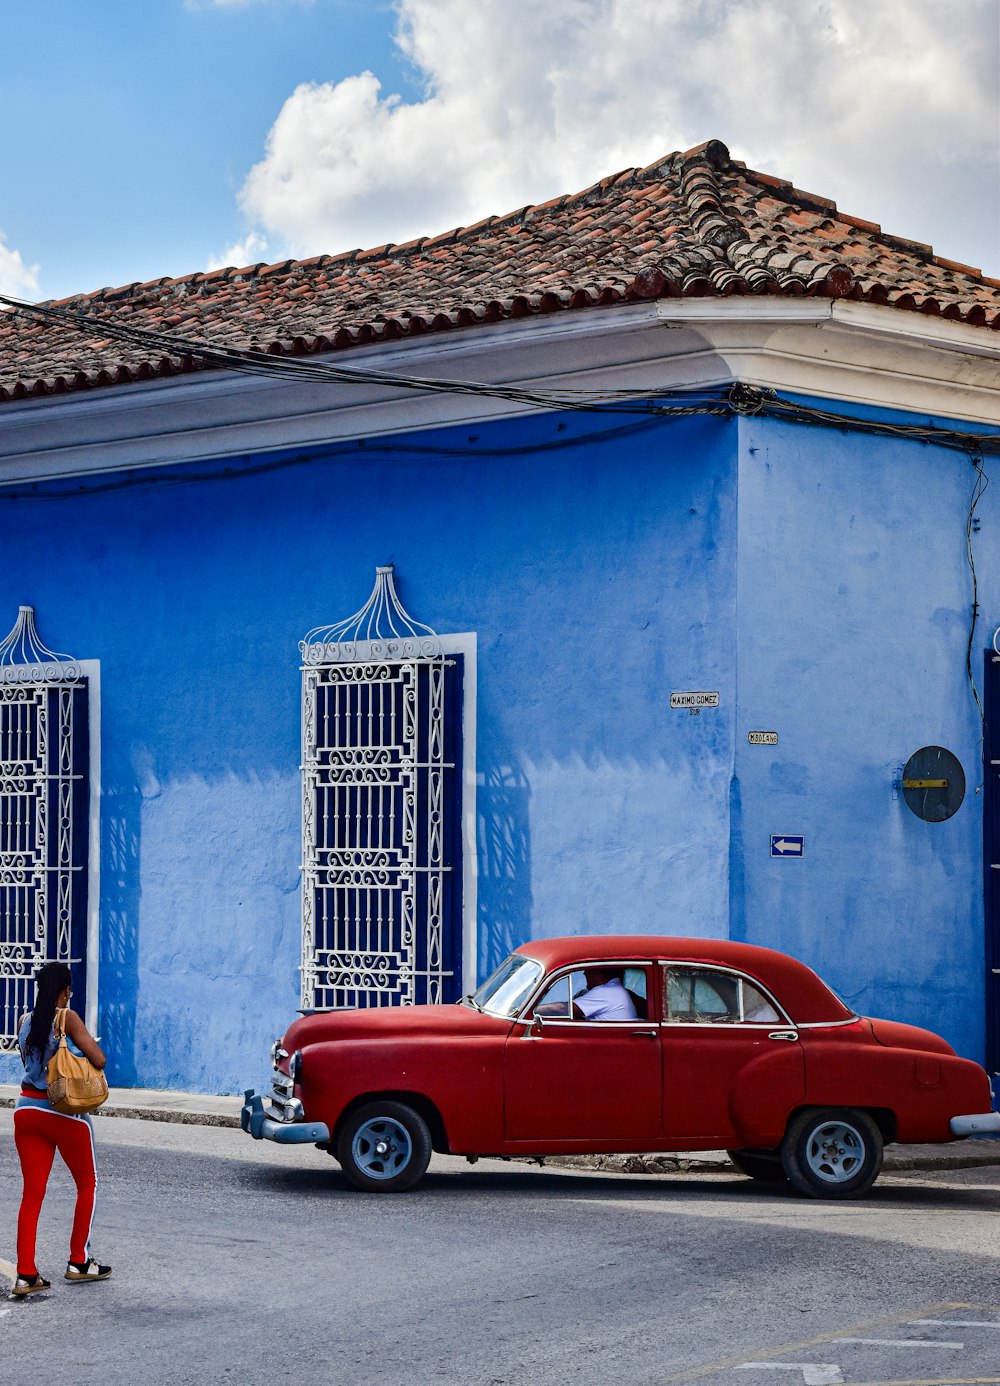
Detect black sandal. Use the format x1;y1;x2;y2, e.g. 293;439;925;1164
11;1273;51;1297
65;1258;112;1282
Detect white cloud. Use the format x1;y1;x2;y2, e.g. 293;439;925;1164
0;231;40;301
230;0;1000;273
206;231;271;272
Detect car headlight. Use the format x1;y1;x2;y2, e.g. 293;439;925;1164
289;1050;303;1083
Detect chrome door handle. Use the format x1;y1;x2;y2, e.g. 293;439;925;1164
630;1028;658;1038
768;1030;798;1042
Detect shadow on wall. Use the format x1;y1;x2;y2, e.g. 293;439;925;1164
101;780;141;1085
728;773;746;943
477;764;532;979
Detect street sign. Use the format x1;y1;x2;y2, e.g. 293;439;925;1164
771;835;804;858
670;691;719;710
748;731;778;745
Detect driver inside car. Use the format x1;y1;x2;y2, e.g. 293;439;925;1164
536;967;638;1021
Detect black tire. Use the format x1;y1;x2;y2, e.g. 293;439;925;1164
780;1107;883;1199
726;1148;788;1183
336;1101;432;1193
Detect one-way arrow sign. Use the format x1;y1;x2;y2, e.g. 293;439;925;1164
771;835;804;858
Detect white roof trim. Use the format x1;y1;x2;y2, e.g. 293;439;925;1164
0;298;997;485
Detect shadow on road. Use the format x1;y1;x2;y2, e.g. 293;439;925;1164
246;1160;999;1210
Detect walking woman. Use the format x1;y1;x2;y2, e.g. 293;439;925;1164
12;961;112;1297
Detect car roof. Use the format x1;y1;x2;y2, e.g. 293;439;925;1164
512;935;854;1025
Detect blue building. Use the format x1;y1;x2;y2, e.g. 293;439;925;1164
1;140;999;1093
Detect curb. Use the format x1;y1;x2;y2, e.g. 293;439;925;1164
3;1091;997;1173
547;1142;1000;1177
92;1105;241;1130
546;1153;734;1175
0;1089;240;1130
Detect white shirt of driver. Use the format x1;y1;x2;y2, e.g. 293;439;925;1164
575;977;638;1021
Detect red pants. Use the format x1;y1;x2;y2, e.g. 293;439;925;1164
14;1103;97;1275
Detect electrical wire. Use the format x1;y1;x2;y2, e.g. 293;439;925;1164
2;293;999;458
967;445;989;742
0;293;729;419
0;415;672;503
4;291;999;760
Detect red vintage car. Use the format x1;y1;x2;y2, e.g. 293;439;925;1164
241;936;1000;1197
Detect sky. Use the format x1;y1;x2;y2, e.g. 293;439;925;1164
3;0;998;304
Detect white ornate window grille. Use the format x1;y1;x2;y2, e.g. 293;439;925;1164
300;567;467;1010
0;607;92;1051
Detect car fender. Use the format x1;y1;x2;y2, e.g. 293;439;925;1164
299;1034;507;1152
800;1032;993;1143
727;1041;806;1148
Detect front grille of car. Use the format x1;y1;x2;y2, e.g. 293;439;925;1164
269;1068;303;1122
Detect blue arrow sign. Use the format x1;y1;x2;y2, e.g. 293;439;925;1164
771;835;804;858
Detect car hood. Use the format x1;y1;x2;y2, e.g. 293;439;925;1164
867;1016;955;1056
283;1003;511;1050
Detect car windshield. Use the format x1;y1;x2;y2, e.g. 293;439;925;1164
472;954;544;1018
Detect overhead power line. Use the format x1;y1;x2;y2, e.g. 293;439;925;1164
1;292;998;458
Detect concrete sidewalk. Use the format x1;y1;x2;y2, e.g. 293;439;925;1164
2;1083;998;1173
0;1083;242;1128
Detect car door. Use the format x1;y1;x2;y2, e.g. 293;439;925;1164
503;964;662;1143
660;963;805;1145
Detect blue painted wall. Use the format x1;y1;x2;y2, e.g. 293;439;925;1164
3;391;995;1090
732;408;992;1060
0;406;738;1092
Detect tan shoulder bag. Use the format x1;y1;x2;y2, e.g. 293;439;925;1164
46;1008;109;1115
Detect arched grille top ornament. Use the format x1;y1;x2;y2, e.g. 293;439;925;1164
0;605;81;684
301;566;442;665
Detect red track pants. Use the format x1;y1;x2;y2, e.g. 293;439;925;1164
14;1103;97;1275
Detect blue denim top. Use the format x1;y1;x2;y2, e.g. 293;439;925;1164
18;1012;58;1091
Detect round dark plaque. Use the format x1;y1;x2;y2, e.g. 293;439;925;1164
901;745;965;822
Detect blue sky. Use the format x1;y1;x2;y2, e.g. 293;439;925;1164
3;0;998;302
2;1;414;297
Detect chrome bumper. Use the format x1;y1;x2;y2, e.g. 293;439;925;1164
949;1110;1000;1137
241;1089;331;1145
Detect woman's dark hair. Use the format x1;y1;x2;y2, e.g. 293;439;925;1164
25;961;72;1060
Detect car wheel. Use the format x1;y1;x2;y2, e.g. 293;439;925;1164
337;1101;432;1193
726;1148;788;1183
781;1107;883;1199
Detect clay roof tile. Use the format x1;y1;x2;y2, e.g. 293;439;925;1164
2;138;997;404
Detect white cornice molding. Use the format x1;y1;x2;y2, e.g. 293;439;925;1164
656;299;1000;425
660;296;1000;358
1;299;997;484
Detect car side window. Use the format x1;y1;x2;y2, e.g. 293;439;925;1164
662;966;780;1024
741;981;780;1023
533;972;576;1018
532;968;650;1021
534;970;622;1018
622;967;648;1020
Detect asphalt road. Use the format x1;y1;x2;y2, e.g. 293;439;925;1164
1;1111;999;1386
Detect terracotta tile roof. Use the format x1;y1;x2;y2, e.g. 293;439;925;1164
2;138;999;406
